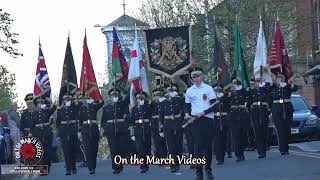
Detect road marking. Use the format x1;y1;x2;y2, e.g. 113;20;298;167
290;151;320;160
270;149;320;159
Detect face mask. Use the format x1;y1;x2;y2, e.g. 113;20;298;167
259;82;265;88
152;96;160;102
86;99;94;104
137;99;145;106
26;101;34;109
112;96;119;102
235;85;242;91
65;101;71;107
276;78;282;85
217;92;224;98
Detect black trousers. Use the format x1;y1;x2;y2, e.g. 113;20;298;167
247;127;255;149
214;125;227;162
135;130;151;170
163;120;183;167
39;132;53;171
252;112;269;155
231;126;247;158
151;120;167;158
191;117;214;174
106;130;130;171
184;125;194;155
61;135;79;172
226;127;232;156
82;131;99;171
273;111;292;153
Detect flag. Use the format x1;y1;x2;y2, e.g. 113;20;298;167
269;20;294;81
80;32;102;101
253;19;272;83
33;42;51;99
128;30;149;106
213;26;231;89
233;20;250;88
58;36;78;105
111;27;129;92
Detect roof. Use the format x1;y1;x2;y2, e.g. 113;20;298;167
305;64;320;76
106;14;149;27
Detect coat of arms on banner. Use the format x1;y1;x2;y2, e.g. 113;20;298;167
144;26;192;78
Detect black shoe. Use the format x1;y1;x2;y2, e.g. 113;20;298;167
228;154;232;158
140;167;149;173
206;170;214;180
236;156;244;162
89;170;95;175
171;166;179;173
113;169;121;174
195;173;204;180
65;171;71;176
79;162;88;168
281;152;286;155
216;161;224;165
258;153;266;158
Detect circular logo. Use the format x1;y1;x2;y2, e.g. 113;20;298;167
14;136;43;166
203;94;208;101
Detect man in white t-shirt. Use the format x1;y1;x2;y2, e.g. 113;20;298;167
184;67;216;180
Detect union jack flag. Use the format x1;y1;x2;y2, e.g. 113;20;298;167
33;43;51;99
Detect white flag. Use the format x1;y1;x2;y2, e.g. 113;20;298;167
128;30;149;107
254;20;272;83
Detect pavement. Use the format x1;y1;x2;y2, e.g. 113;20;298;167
1;141;320;180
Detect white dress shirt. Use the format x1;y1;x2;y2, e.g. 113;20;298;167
185;82;216;119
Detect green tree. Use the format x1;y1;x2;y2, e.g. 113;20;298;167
0;9;22;58
135;0;310;82
0;65;16;111
0;9;20;111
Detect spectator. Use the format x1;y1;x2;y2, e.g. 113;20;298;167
8;102;20;128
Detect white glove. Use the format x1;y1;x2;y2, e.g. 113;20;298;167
131;136;136;141
78;132;83;142
159;97;166;102
280;82;287;87
159;132;164;138
0;135;3;141
259;82;266;87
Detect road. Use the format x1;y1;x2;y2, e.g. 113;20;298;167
1;146;320;180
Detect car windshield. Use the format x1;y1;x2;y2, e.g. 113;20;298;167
291;97;310;111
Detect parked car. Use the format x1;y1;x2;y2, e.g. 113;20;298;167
270;94;320;145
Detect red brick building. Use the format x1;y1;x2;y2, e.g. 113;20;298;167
300;0;320;106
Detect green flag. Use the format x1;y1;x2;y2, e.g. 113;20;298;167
233;20;250;88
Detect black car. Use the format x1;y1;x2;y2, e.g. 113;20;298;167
270;94;320;144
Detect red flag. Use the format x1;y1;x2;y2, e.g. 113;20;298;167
269;21;294;81
80;32;102;100
128;30;149;107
